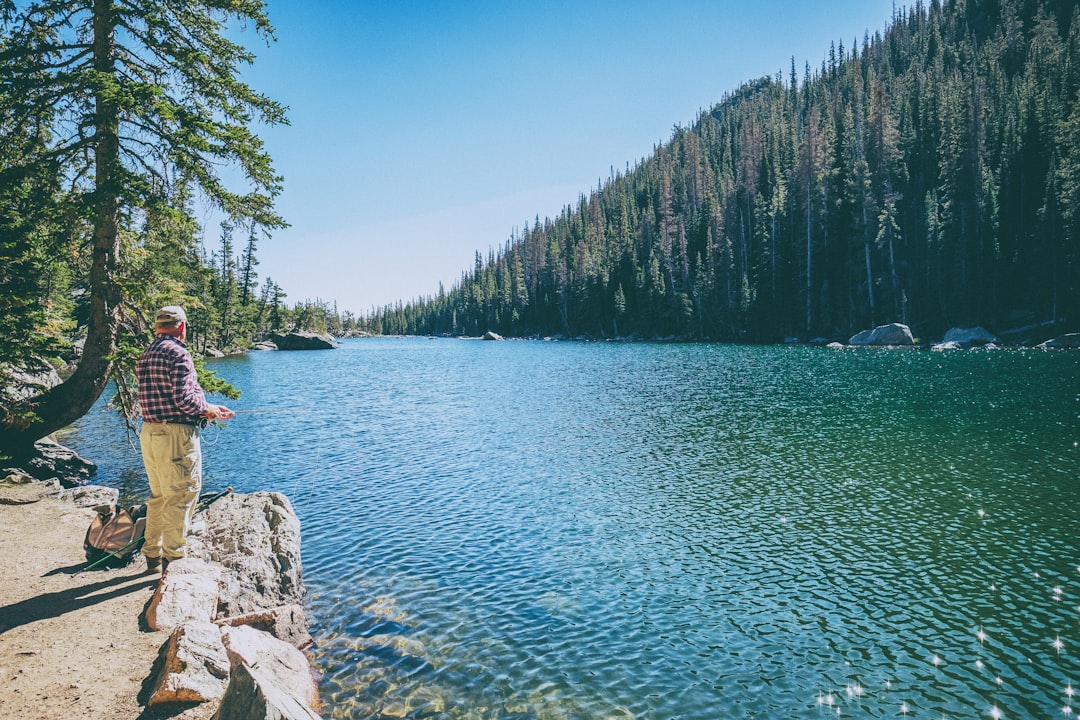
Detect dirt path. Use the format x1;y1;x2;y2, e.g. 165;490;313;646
0;490;213;719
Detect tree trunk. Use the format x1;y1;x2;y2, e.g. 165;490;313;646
806;182;813;333
1;0;121;455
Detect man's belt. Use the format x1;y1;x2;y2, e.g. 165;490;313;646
142;418;206;428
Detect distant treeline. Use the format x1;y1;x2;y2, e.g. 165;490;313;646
365;0;1080;342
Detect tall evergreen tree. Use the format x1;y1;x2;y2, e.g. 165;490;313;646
0;0;286;453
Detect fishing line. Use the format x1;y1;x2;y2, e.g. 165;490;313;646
231;408;312;414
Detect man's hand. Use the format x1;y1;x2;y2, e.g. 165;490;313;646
206;404;235;421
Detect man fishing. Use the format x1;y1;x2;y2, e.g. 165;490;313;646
137;305;234;573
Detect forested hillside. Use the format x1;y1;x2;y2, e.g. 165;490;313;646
367;0;1080;342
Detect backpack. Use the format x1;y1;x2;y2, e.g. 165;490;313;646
83;504;147;569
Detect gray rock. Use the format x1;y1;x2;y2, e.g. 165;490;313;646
220;624;318;708
1038;333;1080;349
22;438;97;488
482;331;504;341
57;484;119;508
213;661;323;720
931;341;962;351
0;477;61;505
1;468;37;485
848;323;914;346
202;492;305;616
268;331;335;351
149;620;231;705
942;326;999;347
0;364;62;403
146;558;224;631
215;605;313;650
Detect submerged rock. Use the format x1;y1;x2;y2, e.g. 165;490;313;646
848;323;914;346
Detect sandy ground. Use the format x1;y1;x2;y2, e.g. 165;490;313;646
0;486;215;720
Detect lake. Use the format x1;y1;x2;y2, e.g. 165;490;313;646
66;338;1080;719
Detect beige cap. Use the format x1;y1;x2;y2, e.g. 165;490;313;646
155;305;187;326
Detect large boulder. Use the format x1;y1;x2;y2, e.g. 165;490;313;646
148;620;231;705
2;438;98;488
0;365;62;403
202;492;305;617
146;558;224;631
848;323;914;346
268;331;335;351
213;661;322;720
482;331;504;341
143;491;318;717
220;624;319;708
942;326;999;347
1038;333;1080;349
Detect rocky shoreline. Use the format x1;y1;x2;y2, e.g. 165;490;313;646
0;441;323;720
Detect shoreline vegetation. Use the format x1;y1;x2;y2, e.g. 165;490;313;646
338;320;1079;350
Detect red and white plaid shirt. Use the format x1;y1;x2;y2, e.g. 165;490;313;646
136;334;209;424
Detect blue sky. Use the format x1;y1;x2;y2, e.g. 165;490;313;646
237;0;898;315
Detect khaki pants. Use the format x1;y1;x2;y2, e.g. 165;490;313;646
140;421;202;561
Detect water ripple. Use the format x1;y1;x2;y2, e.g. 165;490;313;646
66;340;1080;719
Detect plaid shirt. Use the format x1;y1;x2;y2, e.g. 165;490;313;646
137;334;209;424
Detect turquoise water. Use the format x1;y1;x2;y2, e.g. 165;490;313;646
67;339;1080;718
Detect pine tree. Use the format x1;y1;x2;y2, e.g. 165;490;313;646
0;0;286;452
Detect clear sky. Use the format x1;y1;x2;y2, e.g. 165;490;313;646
236;0;899;315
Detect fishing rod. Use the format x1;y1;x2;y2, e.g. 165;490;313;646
76;534;145;575
195;486;233;510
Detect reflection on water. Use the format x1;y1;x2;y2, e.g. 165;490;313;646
67;340;1080;718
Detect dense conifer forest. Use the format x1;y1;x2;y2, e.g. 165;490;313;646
364;0;1080;342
